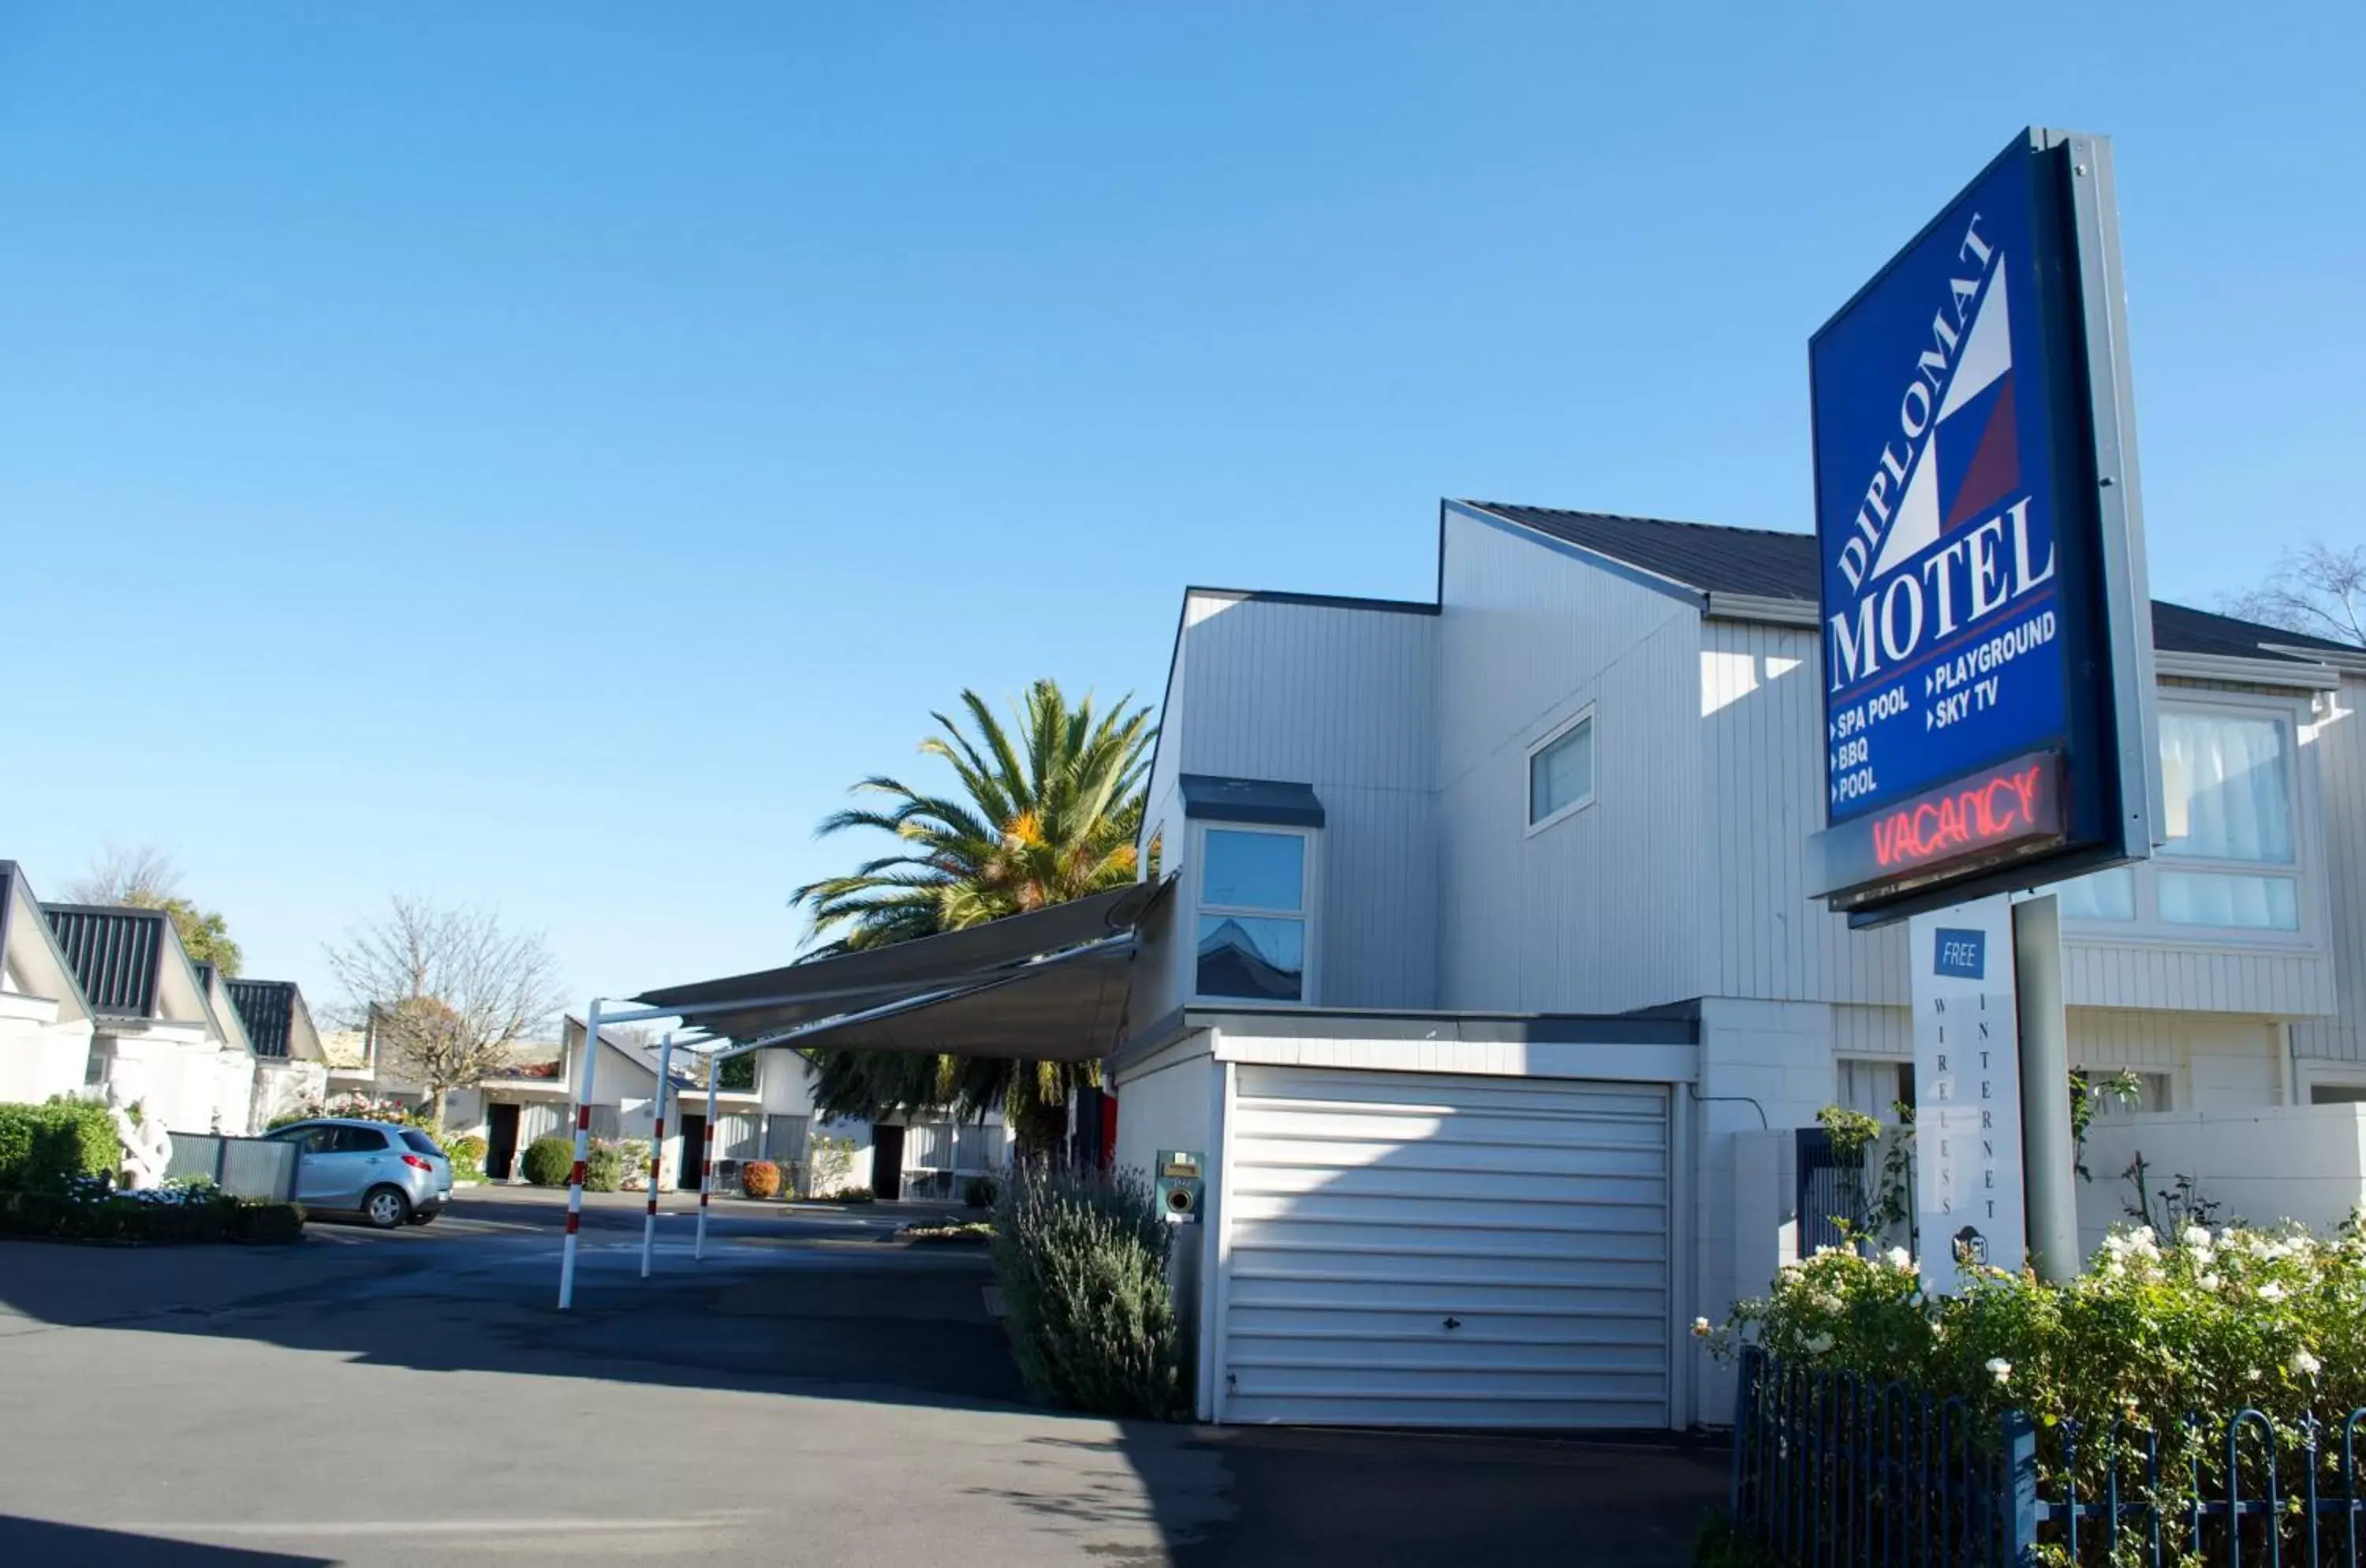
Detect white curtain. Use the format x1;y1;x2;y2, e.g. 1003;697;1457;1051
2160;711;2292;864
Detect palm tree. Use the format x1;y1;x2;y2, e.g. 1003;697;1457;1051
789;679;1154;1157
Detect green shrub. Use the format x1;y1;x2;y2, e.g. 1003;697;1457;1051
988;1166;1185;1420
520;1135;575;1187
232;1202;306;1244
0;1186;304;1245
441;1133;487;1183
1709;1219;2366;1530
0;1101;119;1193
583;1142;624;1193
963;1175;999;1210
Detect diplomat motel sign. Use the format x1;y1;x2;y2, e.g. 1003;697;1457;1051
1805;128;2160;920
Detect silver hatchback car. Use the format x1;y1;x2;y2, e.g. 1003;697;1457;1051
268;1118;453;1229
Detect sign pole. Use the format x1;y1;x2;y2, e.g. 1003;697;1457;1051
640;1030;673;1279
2013;896;2081;1281
557;999;603;1312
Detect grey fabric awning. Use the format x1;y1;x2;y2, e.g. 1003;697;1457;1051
633;877;1170;1051
760;937;1136;1062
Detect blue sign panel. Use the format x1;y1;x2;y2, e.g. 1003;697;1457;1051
1932;928;1987;980
1808;130;2154;916
1813;145;2074;824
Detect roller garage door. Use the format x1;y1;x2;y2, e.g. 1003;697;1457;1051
1217;1066;1672;1428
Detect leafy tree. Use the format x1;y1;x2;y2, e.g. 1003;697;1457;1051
2224;541;2365;647
790;680;1153;1156
66;843;242;976
323;896;566;1124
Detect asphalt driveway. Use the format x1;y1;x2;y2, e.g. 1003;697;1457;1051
0;1185;1722;1566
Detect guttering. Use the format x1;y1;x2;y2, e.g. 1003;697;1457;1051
2154;650;2342;693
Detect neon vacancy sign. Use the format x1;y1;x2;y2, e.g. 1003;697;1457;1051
1820;751;2065;912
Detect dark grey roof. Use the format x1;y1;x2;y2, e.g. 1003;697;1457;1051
2149;601;2355;662
1462;502;2347;666
1465;502;1823;599
226;978;297;1059
43;903;170;1017
1178;774;1326;828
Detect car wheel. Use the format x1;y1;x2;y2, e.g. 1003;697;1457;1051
362;1185;412;1230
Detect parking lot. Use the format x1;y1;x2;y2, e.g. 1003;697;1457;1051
0;1186;1723;1566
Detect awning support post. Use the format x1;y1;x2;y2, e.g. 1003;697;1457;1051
557;998;603;1311
640;1030;674;1279
695;1070;718;1260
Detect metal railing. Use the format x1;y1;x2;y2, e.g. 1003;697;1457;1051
1730;1346;2366;1565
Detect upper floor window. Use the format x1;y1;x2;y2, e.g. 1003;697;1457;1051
2157;709;2297;931
2051;703;2304;936
1527;711;1595;831
1195;827;1308;1003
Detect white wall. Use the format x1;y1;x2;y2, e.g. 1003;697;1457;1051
1435;508;1704;1015
2075;1104;2366;1253
1151;590;1439;1011
1111;1041;1216;1183
2297;674;2366;1063
0;1002;93;1107
1699;618;1909;1006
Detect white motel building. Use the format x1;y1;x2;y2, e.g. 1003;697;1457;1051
1104;498;2366;1431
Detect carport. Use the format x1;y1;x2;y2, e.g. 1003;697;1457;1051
554;879;1169;1307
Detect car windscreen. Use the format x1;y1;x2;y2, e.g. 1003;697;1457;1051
399;1129;443;1157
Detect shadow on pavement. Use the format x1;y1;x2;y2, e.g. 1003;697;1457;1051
0;1517;333;1567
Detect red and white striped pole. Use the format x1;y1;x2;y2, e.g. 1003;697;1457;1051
694;1066;718;1260
640;1030;673;1279
557;999;603;1311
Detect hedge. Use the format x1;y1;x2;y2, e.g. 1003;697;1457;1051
0;1101;120;1193
0;1188;306;1245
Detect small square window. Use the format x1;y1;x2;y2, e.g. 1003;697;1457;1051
1528;715;1594;827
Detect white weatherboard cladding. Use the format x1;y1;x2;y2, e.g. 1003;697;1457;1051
1434;509;1702;1014
1163;592;1438;1010
1698;621;2335;1022
2294;674;2366;1062
1218;1066;1672;1428
1701;618;1910;1005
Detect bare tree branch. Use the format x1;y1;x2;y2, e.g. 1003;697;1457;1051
65;842;183;905
323;896;568;1122
2223;542;2366;648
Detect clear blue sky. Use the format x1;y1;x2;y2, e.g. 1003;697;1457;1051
4;4;2357;1017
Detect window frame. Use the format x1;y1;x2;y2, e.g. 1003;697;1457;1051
1189;821;1319;1006
2054;692;2316;948
1524;706;1598;837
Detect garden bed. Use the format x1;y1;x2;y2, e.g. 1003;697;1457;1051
0;1183;305;1245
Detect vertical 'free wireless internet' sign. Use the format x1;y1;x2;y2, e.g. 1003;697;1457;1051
1804;129;2160;920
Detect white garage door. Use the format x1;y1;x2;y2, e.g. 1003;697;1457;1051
1218;1066;1672;1428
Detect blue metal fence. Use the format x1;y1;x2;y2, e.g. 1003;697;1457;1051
1730;1346;2366;1565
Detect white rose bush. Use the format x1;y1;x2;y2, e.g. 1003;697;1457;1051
1712;1219;2366;1562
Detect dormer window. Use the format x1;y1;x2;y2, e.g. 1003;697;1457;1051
1177;775;1323;1006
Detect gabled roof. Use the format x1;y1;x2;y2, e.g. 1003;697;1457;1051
1458;502;2352;666
43;903;172;1017
226;978;315;1061
0;863;95;1021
